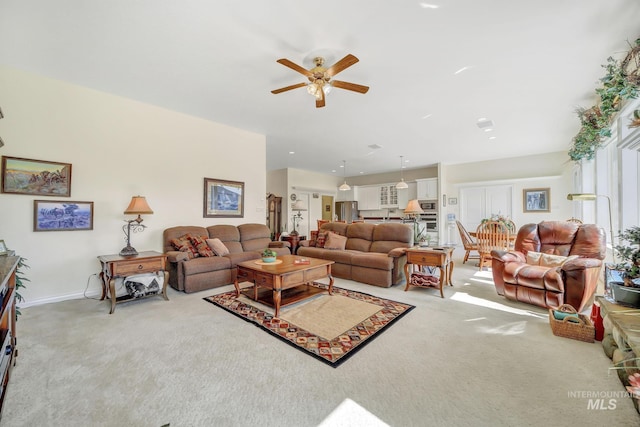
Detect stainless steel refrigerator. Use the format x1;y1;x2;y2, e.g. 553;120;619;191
335;201;359;223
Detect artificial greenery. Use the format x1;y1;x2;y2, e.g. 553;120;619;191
614;226;640;287
14;257;29;316
569;48;639;162
261;248;277;258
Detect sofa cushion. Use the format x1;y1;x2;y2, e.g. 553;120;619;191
170;235;199;259
163;226;208;253
370;223;413;254
225;251;261;268
351;252;393;270
297;247;354;264
345;223;374;252
207;225;244;253
189;235;214;257
207;238;230;256
526;251;578;267
324;232;347;250
239;223;273;252
319;222;348;236
182;256;231;275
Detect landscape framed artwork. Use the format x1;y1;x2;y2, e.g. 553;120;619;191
204;178;244;218
523;188;550;212
34;200;94;232
2;156;72;197
0;240;7;256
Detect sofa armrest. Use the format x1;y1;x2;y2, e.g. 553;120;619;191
561;257;602;271
166;250;189;263
491;250;525;263
388;247;407;258
299;240;312;248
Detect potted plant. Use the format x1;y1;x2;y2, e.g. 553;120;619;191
261;248;277;263
612;226;640;306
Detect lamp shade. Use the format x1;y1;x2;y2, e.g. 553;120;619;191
396;180;408;189
404;199;424;214
124;196;154;215
567;193;597;201
292;200;307;211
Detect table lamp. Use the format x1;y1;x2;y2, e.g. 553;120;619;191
290;200;307;236
120;196;154;256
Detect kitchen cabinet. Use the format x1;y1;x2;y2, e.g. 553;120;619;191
379;185;398;208
416;178;438;200
356;186;380;210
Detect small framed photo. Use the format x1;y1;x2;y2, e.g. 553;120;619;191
0;240;7;256
523;188;550;212
34;200;94;231
204;178;244;218
2;156;72;197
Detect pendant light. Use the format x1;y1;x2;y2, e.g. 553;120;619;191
396;155;408;189
339;160;351;191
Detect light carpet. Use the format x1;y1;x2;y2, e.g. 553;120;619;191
203;283;415;367
1;253;639;426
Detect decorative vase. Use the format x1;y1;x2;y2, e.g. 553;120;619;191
262;256;277;263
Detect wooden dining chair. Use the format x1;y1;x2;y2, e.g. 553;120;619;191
456;221;480;264
475;220;510;270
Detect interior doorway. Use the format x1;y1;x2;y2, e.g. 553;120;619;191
322;195;333;221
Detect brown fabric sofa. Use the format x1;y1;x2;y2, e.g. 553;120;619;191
163;223;290;293
297;222;413;288
491;221;606;311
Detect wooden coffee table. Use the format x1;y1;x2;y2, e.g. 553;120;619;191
233;255;334;317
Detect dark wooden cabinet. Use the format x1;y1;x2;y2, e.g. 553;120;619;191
267;194;282;241
0;255;19;417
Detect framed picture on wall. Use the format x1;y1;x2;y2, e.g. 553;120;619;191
204;178;244;218
2;156;72;197
33;200;94;231
523;188;550;212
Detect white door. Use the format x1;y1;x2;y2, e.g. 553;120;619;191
460;185;513;232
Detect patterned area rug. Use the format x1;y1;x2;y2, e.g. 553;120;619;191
203;283;415;367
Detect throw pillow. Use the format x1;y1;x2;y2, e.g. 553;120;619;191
206;238;230;256
324;232;347;250
315;231;329;248
189;235;214;257
170;234;199;259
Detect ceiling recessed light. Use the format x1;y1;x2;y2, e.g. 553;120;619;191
420;3;440;9
488;136;497;140
368;144;383;150
331;169;337;173
483;128;493;132
289;151;295;154
476;119;494;129
422;114;433;119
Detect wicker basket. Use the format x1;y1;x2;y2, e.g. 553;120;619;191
548;304;595;343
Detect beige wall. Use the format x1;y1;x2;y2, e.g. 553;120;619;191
441;151;574;237
0;67;266;306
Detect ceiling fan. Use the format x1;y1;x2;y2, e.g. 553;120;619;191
271;54;369;108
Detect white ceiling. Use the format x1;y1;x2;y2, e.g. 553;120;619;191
1;1;639;177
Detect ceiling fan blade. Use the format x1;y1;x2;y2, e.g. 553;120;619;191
276;58;313;77
325;54;359;77
316;89;326;108
331;80;369;94
271;82;307;94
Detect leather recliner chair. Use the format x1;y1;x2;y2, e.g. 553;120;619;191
491;221;606;312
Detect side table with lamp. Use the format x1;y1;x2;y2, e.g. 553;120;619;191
97;196;169;314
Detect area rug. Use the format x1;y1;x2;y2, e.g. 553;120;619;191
203;283;415;367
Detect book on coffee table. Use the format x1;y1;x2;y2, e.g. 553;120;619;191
293;258;310;265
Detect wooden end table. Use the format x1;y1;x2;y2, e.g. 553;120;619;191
97;251;169;314
404;247;454;298
234;255;333;317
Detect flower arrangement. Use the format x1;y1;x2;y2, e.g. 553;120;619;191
481;214;515;233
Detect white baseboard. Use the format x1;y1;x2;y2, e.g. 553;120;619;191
18;290;102;308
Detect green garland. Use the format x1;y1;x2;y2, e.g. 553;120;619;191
569;40;640;162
